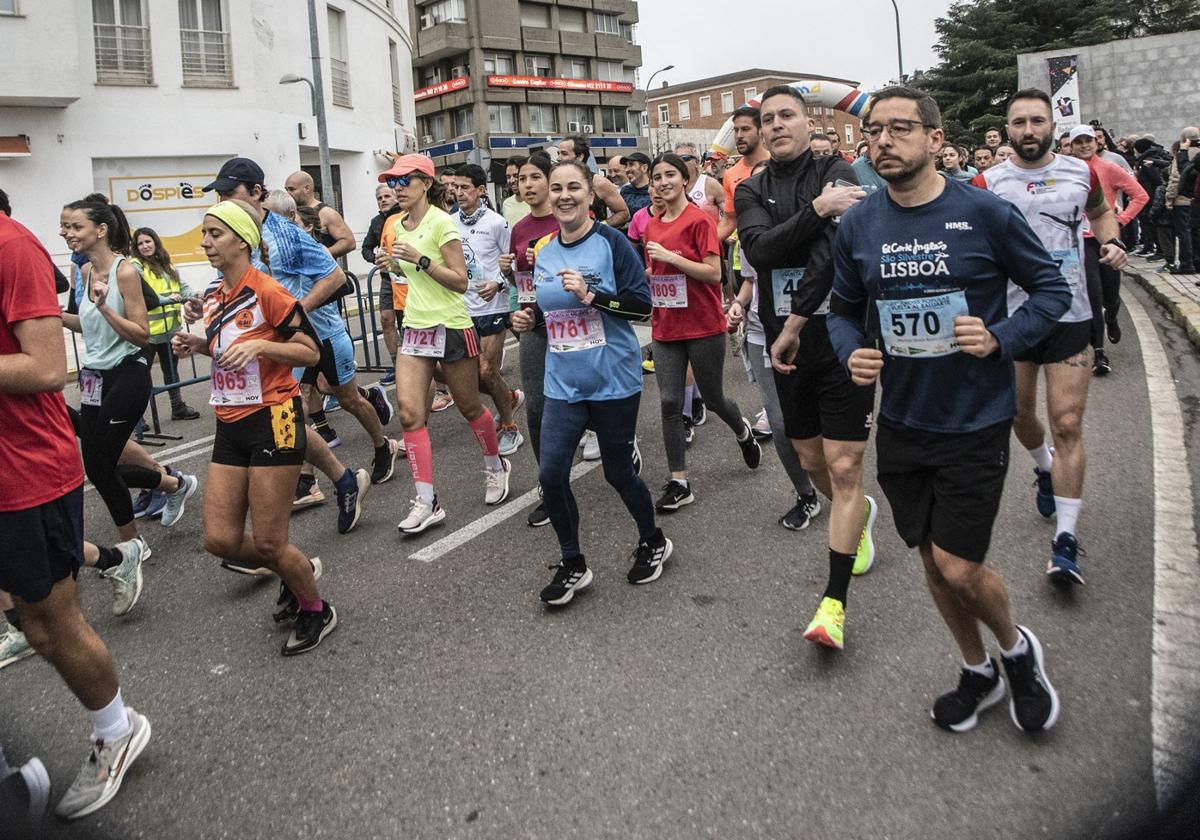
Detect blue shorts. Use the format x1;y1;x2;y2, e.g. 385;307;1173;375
295;331;357;388
472;312;511;337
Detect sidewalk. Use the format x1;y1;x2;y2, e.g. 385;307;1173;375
1124;254;1200;349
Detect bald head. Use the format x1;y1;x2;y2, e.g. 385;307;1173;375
284;171;316;207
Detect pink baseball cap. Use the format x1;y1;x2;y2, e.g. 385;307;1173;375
379;153;436;182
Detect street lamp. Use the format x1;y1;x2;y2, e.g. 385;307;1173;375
644;64;674;154
279;0;334;211
889;0;904;81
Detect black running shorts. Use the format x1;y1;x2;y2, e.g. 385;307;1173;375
1013;320;1091;366
875;419;1011;564
772;317;875;442
212;396;307;468
0;485;85;603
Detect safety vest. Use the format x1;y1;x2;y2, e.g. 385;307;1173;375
135;259;184;337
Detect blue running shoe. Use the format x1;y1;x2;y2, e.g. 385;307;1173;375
379;370;396;386
144;491;167;519
1033;468;1055;518
1047;533;1085;585
323;394;341;413
132;490;153;519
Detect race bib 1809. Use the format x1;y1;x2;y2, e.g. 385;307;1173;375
209;360;263;406
401;324;447;357
650;274;688;309
545;308;606;353
876;291;970;358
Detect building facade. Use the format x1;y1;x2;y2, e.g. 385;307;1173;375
409;0;645;178
0;0;414;283
645;69;864;156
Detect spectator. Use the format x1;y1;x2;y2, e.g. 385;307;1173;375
809;132;834;156
1133;137;1174;256
1164;126;1199;274
131;227;199;420
984;126;1003;149
606;155;627;187
972;145;996;172
938;144;975;180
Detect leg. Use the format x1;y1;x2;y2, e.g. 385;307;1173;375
924;544;1019;655
793;436;833;498
750;341;814;497
652;339;691;479
592;394;658;542
331;376;386;447
1099;261;1122;336
685;334;746;435
824;439;868;556
1174;204;1194;268
1011;360;1046;451
1044;353;1092;529
153;342;185;410
1084;238;1105;350
538;398;589;559
519;327;547;462
477;331;514;426
80;363;152;541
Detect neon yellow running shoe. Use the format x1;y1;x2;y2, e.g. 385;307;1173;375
852;495;878;575
803;596;845;650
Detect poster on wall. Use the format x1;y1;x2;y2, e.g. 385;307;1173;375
1047;55;1081;134
93;157;223;265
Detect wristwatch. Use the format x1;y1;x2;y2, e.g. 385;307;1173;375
417;255;431;271
1105;238;1126;251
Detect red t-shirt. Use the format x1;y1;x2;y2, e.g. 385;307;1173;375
645;203;724;341
0;215;85;511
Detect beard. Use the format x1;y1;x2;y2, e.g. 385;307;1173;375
1015;133;1054;162
876;154;927;184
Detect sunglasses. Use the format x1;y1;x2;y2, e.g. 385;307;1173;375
678;154;697;162
386;175;415;189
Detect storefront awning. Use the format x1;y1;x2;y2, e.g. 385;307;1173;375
0;136;31;158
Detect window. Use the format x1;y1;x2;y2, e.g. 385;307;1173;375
419;65;441;87
451;107;474;136
389;39;403;124
563;57;588;80
422;0;465;27
519;2;549;28
721;91;734;113
178;0;232;87
565;106;590;129
593;12;619;34
327;6;351;106
559;7;584;32
524;54;552;77
528;105;558;134
677;100;690;121
0;0;17;13
639;111;648;128
595;60;623;82
657;103;669;124
419;114;445;143
845;124;854;145
488;105;517;132
699;95;712;118
744;86;757;102
483;52;514;74
601;106;627;133
620;23;635;42
92;0;153;84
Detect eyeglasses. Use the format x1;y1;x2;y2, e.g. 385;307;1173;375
386;175;414;189
861;119;930;142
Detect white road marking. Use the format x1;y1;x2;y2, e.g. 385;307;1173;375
1128;292;1200;808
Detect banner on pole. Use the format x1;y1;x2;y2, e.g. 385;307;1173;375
1047;55;1081;135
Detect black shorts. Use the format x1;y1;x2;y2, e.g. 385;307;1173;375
1013;320;1091;365
472;312;511;337
0;485;84;603
772;318;875;442
876;419;1011;564
212;396;307;468
400;325;480;362
378;279;393;313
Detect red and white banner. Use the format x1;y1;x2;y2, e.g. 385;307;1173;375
486;75;633;94
414;77;469;101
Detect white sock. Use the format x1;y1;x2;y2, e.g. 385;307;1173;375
484;454;503;472
963;659;995;679
90;689;131;743
683;385;695;419
1001;631;1029;660
1054;497;1082;537
415;482;435;505
674;478;689;489
1028;442;1054;472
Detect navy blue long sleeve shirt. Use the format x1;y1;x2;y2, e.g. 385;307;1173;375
827;178;1071;433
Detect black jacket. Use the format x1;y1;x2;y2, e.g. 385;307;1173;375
734;150;857;339
361;208;404;283
1135;145;1172;192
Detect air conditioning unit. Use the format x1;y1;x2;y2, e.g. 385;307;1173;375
420;14;434;29
450;65;468;78
422;134;434;145
582;123;594;133
567;121;581;132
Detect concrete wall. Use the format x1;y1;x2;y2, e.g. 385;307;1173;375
1018;30;1200;144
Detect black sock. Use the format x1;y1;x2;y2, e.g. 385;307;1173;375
310;410;329;432
3;608;20;632
822;548;854;605
94;545;123;571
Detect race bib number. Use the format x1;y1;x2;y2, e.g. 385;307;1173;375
650;274;688;309
876;291;970;358
545;308;606;353
79;369;102;407
1049;248;1081;293
771;268;805;316
401;324;447;358
514;271;536;304
209;360;263;406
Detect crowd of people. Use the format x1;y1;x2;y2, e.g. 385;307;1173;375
0;77;1189;831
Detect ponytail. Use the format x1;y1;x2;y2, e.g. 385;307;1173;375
65;195;132;255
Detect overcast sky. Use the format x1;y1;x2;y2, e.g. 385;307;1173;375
639;0;955;93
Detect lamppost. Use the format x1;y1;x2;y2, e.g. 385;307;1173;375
889;0;904;81
644;64;674;154
280;0;334;209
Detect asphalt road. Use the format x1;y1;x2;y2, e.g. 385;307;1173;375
2;278;1198;840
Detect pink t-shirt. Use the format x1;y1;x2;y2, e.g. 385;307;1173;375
626;207;653;243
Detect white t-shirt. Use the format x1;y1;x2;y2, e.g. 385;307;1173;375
455;207;512;317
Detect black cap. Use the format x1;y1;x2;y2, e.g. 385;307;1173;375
204;157;265;193
624;152;651;166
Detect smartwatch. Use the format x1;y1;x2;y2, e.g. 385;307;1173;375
417;255;431;271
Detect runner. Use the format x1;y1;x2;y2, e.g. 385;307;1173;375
379;154;512;534
510;159;670;605
646;152;761;512
451;164;524;456
556;135;631;228
619;152;653;218
283;170;356;258
501;158;532;227
735;85;878;651
828;85;1067;733
674;142;727;225
172;199;337;655
718;105;770;241
974;88;1128;586
994;144;1016;164
361;183;404;384
0;206;152;818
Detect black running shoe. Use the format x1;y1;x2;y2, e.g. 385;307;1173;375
1093;348;1112;377
655;480;694;512
317;424;341;449
371;439;399;484
737;419;762;468
683;416;695;445
282;602;338;656
931;659;1006;732
220;558;272;576
627;532;673;584
1000;626;1060;732
335;469;370;534
691;397;707;427
540;561;592;606
1106;318;1121;344
780;492;821;531
527;501;550;527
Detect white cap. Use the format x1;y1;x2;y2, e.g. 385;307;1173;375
1068;125;1096;142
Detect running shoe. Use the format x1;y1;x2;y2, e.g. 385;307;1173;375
511;389;525;412
655;480;694;512
737;418;762;469
132;490;153;519
398;496;446;534
101;537;149;617
1093;348;1112;377
485;458;512;505
540;561;593;606
144;491;166;519
780;491;821;531
54;708;151;820
528;500;550;527
159;472;198;528
852;495;878;575
431;390;454;412
692;396;707;427
2;756;49;834
1000;625;1060;732
1047;533;1085;585
316;424;341;449
627;532;674;585
293;475;325;509
641;358;655;374
365;383;394;426
752;409;773;440
0;626;34;670
322;394;341;413
379;370;396;386
336;468;371;534
219;559;272;576
581;430;601;461
1106;318;1121;344
371;438;400;484
170;403;200;421
802;596;845;650
631;436;642;477
272;557;324;624
282;602;338;656
497;423;524;456
931;659;1006;733
683;416;695;445
1033;467;1056;518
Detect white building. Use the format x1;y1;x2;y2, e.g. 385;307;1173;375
0;0;416;285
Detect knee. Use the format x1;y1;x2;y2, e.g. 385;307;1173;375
251;533;286;563
478;357;496;380
398;404;424;430
935;555;982;598
602;458;633;489
797;447;826;476
1049;411;1083;444
381;311;395;330
826;452;864;493
203;532;240;559
539;461;571;493
659;392;684;418
19;615;56;655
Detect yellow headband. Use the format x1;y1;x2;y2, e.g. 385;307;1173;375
206;200;261;249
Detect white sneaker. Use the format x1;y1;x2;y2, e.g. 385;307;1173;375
398;496;446;534
55;709;151;820
0;626;35;670
581;430;601;461
101;537;150;616
485;458;512;505
159;472;198;528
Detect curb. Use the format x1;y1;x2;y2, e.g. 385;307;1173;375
1126;266;1200;350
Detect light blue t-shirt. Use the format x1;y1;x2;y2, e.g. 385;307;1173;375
79;256;141;370
256;210;345;341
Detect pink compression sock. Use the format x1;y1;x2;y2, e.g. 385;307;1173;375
404;427;434;485
468;409;500;457
297;594;324;613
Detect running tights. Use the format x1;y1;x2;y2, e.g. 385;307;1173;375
746;340;814;498
653;334;746;474
79;356;152;529
518;326;547;462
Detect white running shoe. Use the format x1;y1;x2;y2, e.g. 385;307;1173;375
398;496;446;534
0;626;35;670
159;473;198;528
102;537;150;616
55;709;151;820
485;458;512;505
581;430;601;461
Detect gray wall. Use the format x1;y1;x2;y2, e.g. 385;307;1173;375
1018;30;1200;144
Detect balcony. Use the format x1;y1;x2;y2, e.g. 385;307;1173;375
330;57;351;107
94;23;153;85
593;0;638;21
595;32;638;62
416;21;470;63
180;28;232;87
559;30;595;57
521;26;559;53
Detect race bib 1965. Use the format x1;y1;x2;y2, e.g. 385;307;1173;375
876;291;969;358
545;308;606;353
401;324;447;358
209;360;263;406
650;274;688;309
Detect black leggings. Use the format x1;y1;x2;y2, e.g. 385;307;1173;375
79;355;153;529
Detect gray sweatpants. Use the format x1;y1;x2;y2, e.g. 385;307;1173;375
653;334;746;473
745;339;815;498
